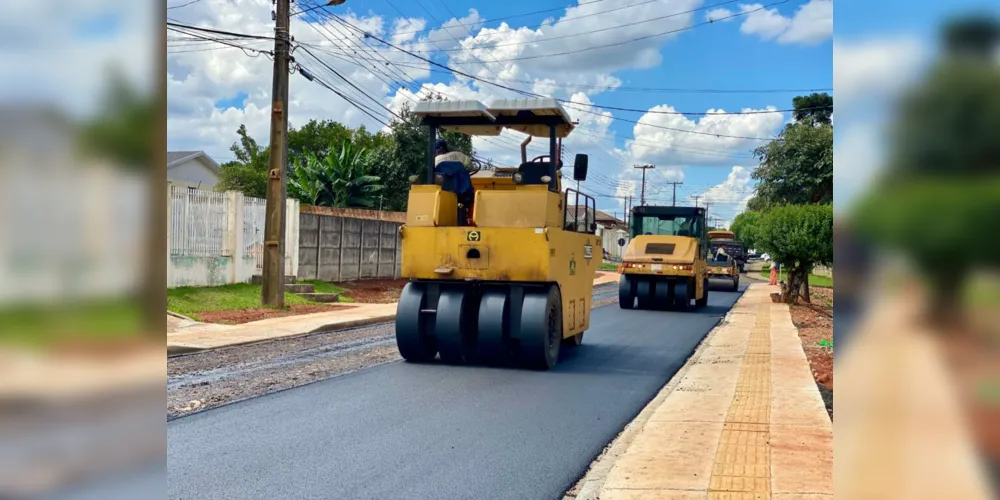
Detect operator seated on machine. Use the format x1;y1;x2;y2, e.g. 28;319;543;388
713;246;730;262
433;140;475;225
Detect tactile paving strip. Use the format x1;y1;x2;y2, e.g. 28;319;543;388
707;303;771;500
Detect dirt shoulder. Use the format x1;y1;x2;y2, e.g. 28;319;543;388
789;286;833;418
332;279;408;303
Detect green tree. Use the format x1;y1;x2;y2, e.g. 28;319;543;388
756;204;833;304
791;92;833;125
853;179;1000;322
747;120;833;210
287;119;393;169
78;65;154;168
883;19;1000;179
730;210;763;251
215;125;270;198
851;15;1000;324
288;139;384;208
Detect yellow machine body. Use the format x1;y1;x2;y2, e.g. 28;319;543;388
396;97;598;370
619;235;706;300
707;260;737;279
401;182;601;339
617;205;711;310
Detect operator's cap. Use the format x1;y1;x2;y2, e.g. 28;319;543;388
434;139;448;151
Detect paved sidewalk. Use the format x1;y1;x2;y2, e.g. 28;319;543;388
168;272;620;355
576;282;832;499
835;292;995;499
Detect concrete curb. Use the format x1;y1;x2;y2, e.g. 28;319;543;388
563;290;746;500
167;310;199;322
167;314;398;357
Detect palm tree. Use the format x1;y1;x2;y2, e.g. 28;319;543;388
288;139;385;208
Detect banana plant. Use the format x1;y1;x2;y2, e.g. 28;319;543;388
288;139;384;208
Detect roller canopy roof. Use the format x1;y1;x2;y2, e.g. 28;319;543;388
412;98;576;138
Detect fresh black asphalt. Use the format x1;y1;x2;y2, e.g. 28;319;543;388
168;284;746;500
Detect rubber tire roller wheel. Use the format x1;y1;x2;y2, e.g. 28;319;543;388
673;280;691;311
435;288;478;364
696;278;709;308
618;275;635;309
652;279;670;310
519;285;562;370
395;283;437;362
477;289;512;365
636;280;653;310
563;332;584;347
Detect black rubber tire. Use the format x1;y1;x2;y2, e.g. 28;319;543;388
618;275;635;309
696;278;709;308
395;283;437;362
563;332;584;347
519;285;562;370
636;280;652;310
652;279;670;310
478;289;511;365
673;280;691;311
435;288;478;364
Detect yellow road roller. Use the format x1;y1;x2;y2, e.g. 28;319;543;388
395;98;602;370
706;254;739;291
618;205;709;310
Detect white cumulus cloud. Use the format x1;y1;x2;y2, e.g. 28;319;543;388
739;0;832;45
626;105;785;166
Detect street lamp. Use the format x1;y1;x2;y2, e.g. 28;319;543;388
326;0;346;5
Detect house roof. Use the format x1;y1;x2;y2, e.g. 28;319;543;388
566;206;625;225
168;150;220;171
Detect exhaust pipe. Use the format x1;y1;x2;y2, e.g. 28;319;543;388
521;136;531;164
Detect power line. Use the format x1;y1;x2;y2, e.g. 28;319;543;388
167;0;204;10
388;0;609;36
441;0;791;63
571;104;831;117
166;25;273;57
405;0;743;54
283;47;830;94
166;20;276;40
331;15;782;141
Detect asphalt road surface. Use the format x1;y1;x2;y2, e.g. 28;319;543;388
168;283;746;500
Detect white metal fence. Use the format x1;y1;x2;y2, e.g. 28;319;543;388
167;184;300;287
243;196;267;274
170;186;229;257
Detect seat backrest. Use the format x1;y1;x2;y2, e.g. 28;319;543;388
517;162;553;186
435;161;473;196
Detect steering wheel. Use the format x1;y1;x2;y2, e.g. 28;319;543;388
530;155;550;163
467;157;483;175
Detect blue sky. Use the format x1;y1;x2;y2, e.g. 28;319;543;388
832;0;998;211
168;0;834;224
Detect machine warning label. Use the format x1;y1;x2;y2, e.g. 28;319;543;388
584;245;593;260
467;230;481;242
569;260;576;275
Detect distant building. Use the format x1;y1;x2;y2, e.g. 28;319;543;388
167;151;221;190
566;206;628;261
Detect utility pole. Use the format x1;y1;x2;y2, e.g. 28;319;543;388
261;0;291;307
666;181;682;206
624;195;631;228
692;195;702;208
633;164;655;206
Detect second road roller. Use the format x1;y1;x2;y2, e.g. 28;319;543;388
618;205;710;310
